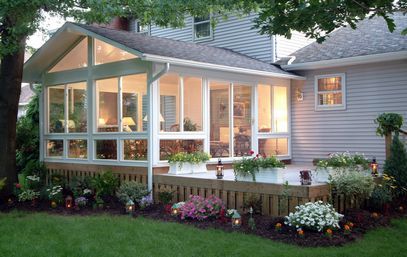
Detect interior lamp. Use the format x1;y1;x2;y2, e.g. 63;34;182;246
98;118;106;125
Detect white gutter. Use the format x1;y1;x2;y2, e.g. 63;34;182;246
146;63;170;195
142;54;306;80
282;51;407;71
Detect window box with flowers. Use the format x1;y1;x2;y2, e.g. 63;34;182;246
233;152;285;182
315;152;370;182
167;152;211;175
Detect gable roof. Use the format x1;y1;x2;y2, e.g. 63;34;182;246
24;22;302;82
286;13;407;69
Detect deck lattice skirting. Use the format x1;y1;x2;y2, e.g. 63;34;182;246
45;163;362;216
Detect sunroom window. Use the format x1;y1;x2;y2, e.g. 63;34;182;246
315;74;346;110
48;82;87;133
159;73;203;132
94;39;137;65
96;74;147;133
49;38;88;73
193;15;212;41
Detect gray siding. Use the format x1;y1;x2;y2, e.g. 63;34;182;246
276;32;313;58
291;60;407;165
150;14;273;63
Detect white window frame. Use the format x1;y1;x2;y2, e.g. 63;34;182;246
255;83;291;159
314;73;346;111
157;73;206;162
192;15;213;42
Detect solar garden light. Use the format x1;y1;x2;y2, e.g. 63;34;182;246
371;157;379;177
232;211;241;228
126;199;135;214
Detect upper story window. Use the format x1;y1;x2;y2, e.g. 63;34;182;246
49;38;88;73
315;74;346;110
136;22;150;35
193;15;212;41
94;39;138;65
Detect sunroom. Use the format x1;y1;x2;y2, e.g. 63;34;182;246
23;22;305;193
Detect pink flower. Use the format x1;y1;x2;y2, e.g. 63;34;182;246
15;183;21;189
249;150;255;155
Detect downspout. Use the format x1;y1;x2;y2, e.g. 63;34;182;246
146;63;170;194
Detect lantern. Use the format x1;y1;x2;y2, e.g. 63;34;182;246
231;211;241;228
216;158;224;179
65;195;73;209
171;202;183;216
126;199;135;214
371;157;379;177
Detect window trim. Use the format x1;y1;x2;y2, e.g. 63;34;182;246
314;73;346;111
192;15;213;42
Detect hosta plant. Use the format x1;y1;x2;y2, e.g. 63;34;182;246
285;201;344;232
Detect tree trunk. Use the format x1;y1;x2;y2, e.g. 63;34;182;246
0;36;26;197
385;133;392;160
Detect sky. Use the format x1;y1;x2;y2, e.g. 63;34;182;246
27;13;68;49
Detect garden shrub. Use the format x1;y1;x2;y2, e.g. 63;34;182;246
18;189;40;202
375;113;403;136
369;174;396;210
158;189;174;205
384;133;407;194
329;170;375;200
180;195;225;220
316;152;370;170
285;201;343;232
116;181;149;205
91;171;119;198
243;194;262;214
45;185;63;203
70;176;93;198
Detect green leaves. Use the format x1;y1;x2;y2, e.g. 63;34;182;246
375;113;404;137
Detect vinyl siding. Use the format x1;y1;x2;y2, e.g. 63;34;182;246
276;32;314;58
291;59;407;165
150;14;273;63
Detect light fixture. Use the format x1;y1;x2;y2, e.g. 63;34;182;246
98;118;106;125
65;195;73;209
143;113;165;122
371;157;379;177
122;117;136;126
231;211;241;228
216;159;224;179
59;119;76;129
126;199;135;214
296;88;304;102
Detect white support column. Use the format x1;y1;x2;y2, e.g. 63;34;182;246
87;36;94;162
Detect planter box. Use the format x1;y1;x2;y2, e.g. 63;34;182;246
168;162;207;175
314;166;370;183
235;168;286;183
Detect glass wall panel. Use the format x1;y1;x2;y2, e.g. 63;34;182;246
68;140;87;159
123;139;147;160
209;81;230;157
273;86;288;133
159;74;180;132
183;76;202;131
48;85;65;133
258;84;272;133
46;140;63;157
122;74;147;132
67;82;87;133
96;78;118;132
160;139;204;160
95;140;117;160
49;38;88;73
233;84;252;156
258;138;288;156
94;39;137;65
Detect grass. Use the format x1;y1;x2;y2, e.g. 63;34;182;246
0;212;406;257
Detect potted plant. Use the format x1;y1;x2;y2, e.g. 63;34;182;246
315;152;370;182
168;152;210;175
233;153;285;182
257;156;286;183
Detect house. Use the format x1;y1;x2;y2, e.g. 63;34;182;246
21;14;406;215
23;20;304;193
18;84;35;118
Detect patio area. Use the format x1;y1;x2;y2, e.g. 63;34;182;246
160;164;324;186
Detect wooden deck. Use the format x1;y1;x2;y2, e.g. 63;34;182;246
45;162;360;216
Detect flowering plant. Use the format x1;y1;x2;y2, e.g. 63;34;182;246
167;152;211;164
180;195;225;220
18;189;40;202
233;151;285;181
75;196;88;207
226;209;237;218
139;194;153;209
46;185;63;202
317;152;370;170
285;201;344;232
325;228;333;238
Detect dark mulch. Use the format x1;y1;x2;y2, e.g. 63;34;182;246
1;199;406;247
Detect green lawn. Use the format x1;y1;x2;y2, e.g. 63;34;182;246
0;212;406;257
